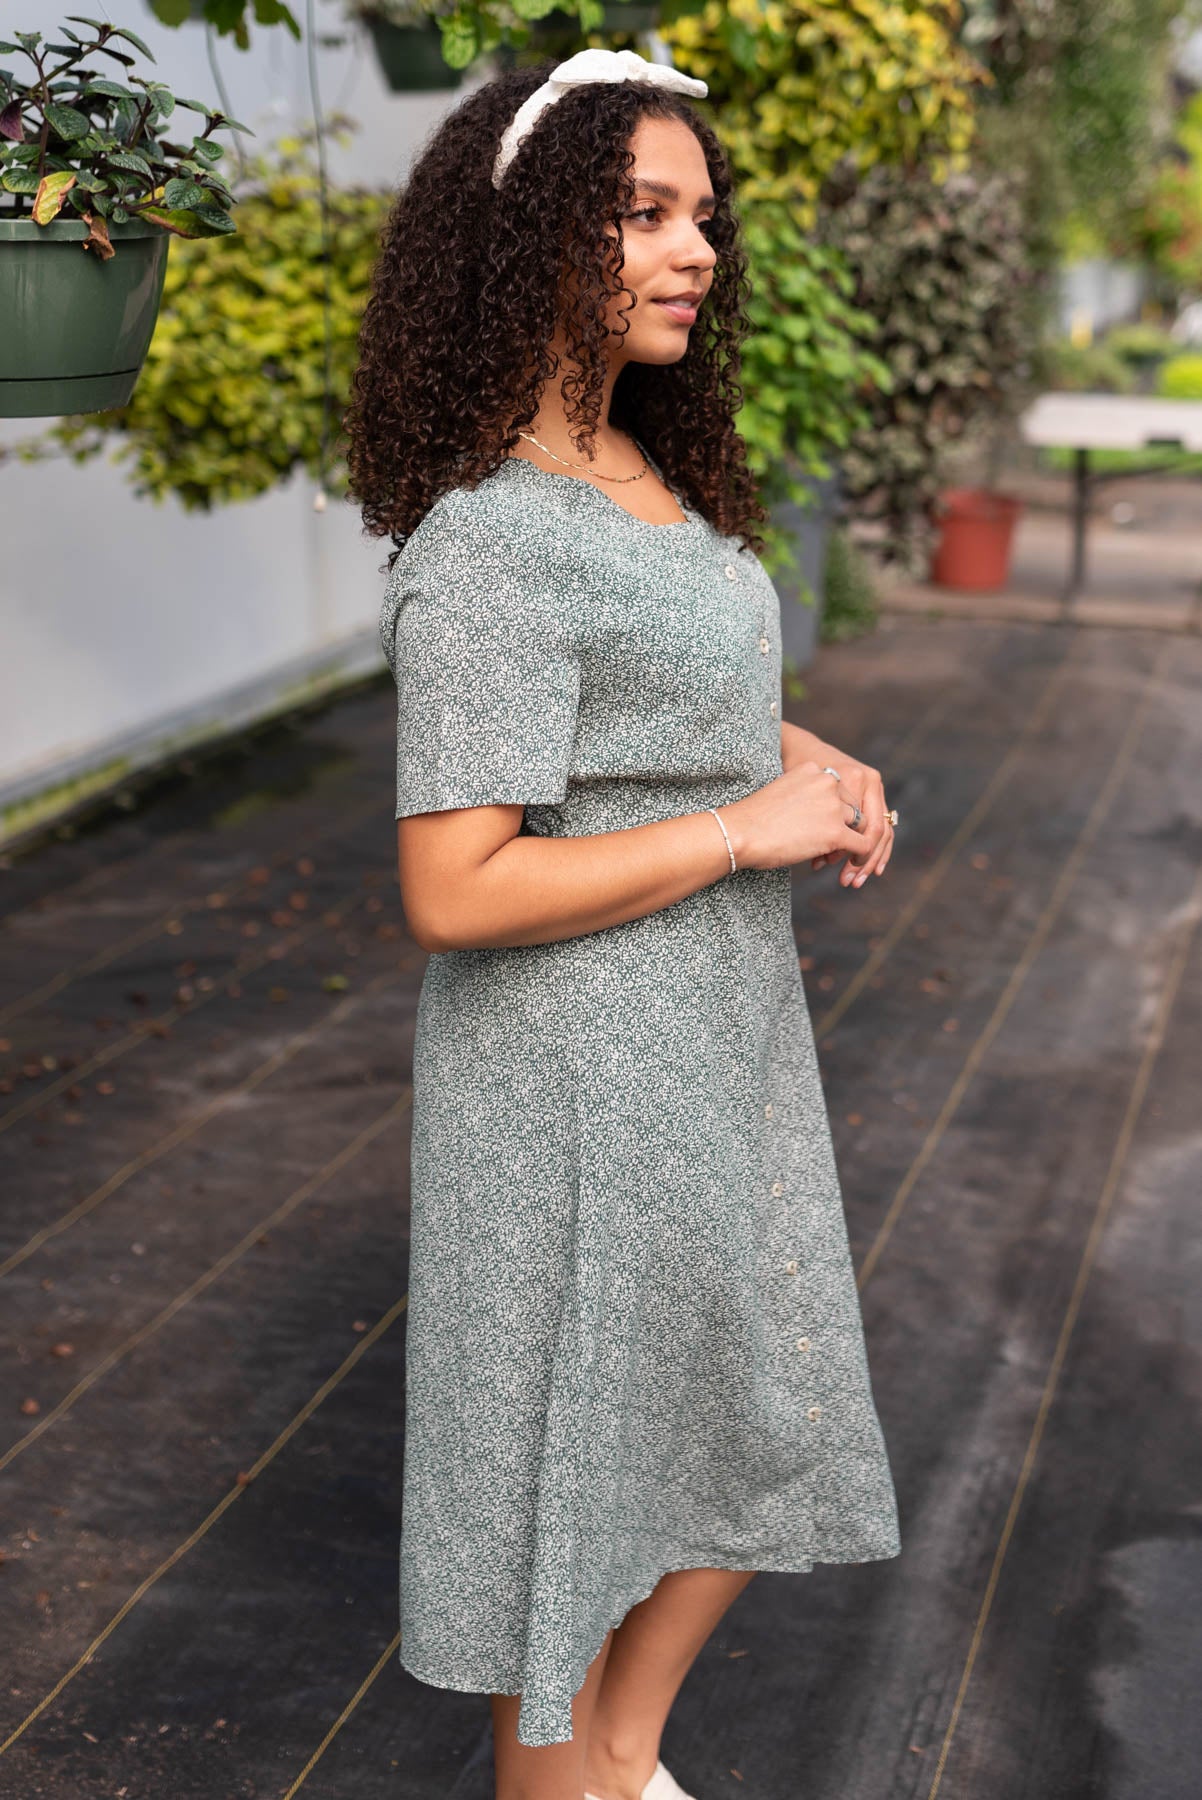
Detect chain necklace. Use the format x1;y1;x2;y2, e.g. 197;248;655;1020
518;428;649;485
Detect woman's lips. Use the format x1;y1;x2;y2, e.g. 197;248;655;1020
654;299;698;324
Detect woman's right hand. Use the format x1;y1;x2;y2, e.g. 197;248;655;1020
720;760;867;872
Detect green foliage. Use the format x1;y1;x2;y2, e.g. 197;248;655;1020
144;0;301;50
1103;320;1176;368
25;136;389;506
658;0;983;231
960;0;1187;258
0;18;246;244
737;206;892;515
1039;442;1202;476
1038;340;1136;394
819;160;1037;569
1156;352;1202;400
819;524;878;643
141;0;689;57
652;1;982;521
1131;152;1202;295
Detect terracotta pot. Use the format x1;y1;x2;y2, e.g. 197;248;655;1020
929;486;1021;592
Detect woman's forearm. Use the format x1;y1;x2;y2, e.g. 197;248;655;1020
407;807;739;952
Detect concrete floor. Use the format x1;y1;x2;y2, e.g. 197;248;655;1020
1;610;1200;1800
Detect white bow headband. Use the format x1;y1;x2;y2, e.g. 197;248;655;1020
491;46;709;190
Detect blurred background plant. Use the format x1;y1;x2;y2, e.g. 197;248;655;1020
817;161;1037;571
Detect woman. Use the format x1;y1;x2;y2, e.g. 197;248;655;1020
346;45;901;1800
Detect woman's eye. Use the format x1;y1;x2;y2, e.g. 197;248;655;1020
622;206;717;234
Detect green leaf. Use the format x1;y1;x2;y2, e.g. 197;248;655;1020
137;202;235;238
108;26;156;62
189;202;236;230
163;177;208;208
174;98;216;115
104;149;153;176
82;79;134;100
1;167;39;193
44;102;92;140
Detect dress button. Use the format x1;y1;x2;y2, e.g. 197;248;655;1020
724;564;737;580
785;1260;798;1275
758;636;770;654
770;700;778;716
796;1335;810;1351
764;1102;774;1119
771;1180;784;1197
807;1404;822;1421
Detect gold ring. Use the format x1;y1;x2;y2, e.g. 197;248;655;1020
885;808;898;826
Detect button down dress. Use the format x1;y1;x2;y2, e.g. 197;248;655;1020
379;447;901;1747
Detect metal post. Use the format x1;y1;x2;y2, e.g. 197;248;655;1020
1063;446;1089;618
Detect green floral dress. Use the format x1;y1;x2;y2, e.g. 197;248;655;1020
379;447;900;1747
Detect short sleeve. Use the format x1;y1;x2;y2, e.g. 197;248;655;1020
379;495;582;821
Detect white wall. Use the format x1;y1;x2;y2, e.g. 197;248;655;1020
1;3;486;845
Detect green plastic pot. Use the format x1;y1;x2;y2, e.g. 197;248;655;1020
365;17;466;92
0;214;170;418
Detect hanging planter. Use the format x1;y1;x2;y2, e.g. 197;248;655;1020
364;16;466;91
929;487;1022;593
0;18;245;418
530;3;661;32
1;214;170;416
343;6;465;91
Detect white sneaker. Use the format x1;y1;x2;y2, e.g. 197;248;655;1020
585;1760;698;1800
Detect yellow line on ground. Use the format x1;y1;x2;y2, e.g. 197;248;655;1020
923;852;1202;1800
0;1292;409;1761
279;1631;404;1799
0;1089;412;1474
0;880;389;1136
856;634;1170;1292
0;963;410;1280
813;626;1084;1040
0;787;386;1033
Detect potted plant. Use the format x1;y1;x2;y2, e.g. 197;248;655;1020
15;132;391;511
345;1;468;93
0;17;245;417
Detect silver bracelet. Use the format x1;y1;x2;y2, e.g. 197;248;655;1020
706;807;737;874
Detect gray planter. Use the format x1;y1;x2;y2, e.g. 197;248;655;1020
767;469;842;673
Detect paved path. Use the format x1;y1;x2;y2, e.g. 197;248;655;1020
0;615;1199;1799
875;471;1202;632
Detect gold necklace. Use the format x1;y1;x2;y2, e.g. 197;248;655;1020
518;428;649;484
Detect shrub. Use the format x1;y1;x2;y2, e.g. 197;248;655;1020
1040;340;1136;394
820;525;878;643
1157;353;1202;400
818;160;1038;570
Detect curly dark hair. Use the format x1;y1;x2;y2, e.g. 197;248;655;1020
344;59;769;570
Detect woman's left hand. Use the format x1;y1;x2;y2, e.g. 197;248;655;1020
813;744;894;886
780;724;894;888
